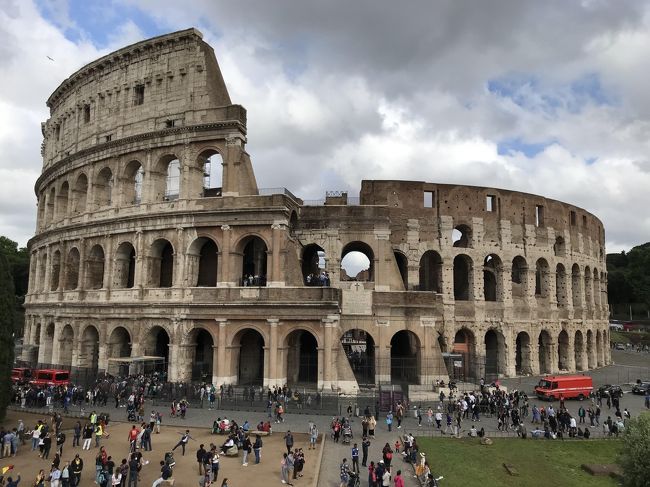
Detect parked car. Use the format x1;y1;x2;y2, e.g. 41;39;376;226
534;375;593;401
597;384;624;398
631;381;650;395
614;343;626;350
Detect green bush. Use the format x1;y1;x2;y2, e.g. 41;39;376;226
619;412;650;487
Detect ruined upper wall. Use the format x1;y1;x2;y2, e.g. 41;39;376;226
42;28;240;169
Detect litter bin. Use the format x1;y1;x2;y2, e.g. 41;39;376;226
413;406;418;418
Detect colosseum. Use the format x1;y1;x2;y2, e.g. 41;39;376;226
22;28;611;392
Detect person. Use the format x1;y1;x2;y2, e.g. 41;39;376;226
351;443;359;473
211;450;220;482
128;425;140;452
339;458;349;487
281;453;292;485
220;479;228;487
361;436;370;467
386;412;393;432
151;460;172;487
128;455;139;487
242;435;251;466
172;430;194;456
61;461;71;487
95;423;104;448
196;444;207;475
284;431;294;456
111;468;122;487
72;422;81;448
308;424;318;450
82;423;93;450
5;475;21;487
394;470;404;487
253;434;263;464
71;454;83;487
50;465;62;487
381;467;391;487
34;470;46;487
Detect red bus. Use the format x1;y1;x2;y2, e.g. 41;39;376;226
534;375;593;401
30;369;71;387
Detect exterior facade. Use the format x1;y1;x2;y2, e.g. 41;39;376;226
23;28;611;391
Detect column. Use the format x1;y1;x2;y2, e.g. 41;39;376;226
37;322;48;365
211;345;219;386
77;239;86;291
269;223;285;287
50;322;62;365
529;340;540;376
43;245;52;293
565;332;576;372
134;231;146;288
173;227;185;287
215;319;228;386
267;319;279;387
375;319;391;383
103;236;114;290
217;225;232;287
549;341;559;374
322;318;333;390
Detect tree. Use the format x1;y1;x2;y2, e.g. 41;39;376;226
0;236;29;298
0;250;15;422
619;413;650;486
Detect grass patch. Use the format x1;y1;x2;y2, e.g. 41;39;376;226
417;437;620;487
610;330;650;346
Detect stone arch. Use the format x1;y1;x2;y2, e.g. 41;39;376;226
199;149;223;197
394;251;408;290
391;330;421;384
94;166;114;208
123;160;144;205
46;187;56;225
231;328;265;385
56;181;69;220
41;323;55;365
85;244;105;289
236;235;269;286
535;258;550;298
340;328;376;385
142;325;170;375
555;263;568;306
553;236;566;257
149;239;174;287
107;326;132;376
285;328;319;385
571;264;582;307
114;242;136;288
71;173;88;214
515;331;532;375
187;237;219;287
538;330;552;374
185;328;214;382
586;329;595;368
452;224;472;248
341;241;374;282
574;330;585;371
302;243;327;285
453;254;473;300
64;247;80;290
483;254;503;302
511;256;528;299
558;329;570;371
50;250;61;291
484;328;507;379
152;154;181;201
165;157;181;200
453;327;477;380
58;324;74;367
37;252;48;292
419;250;442;292
78;325;100;372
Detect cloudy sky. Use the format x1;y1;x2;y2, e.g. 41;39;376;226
1;0;650;251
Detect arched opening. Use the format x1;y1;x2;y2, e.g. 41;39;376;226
571;264;582;308
452;224;471;248
596;330;603;367
515;331;531;375
341;241;374;282
188;238;219;287
593;268;601;308
165;159;181;200
149;239;174;288
558;330;570;371
59;325;74;367
302;244;328;286
107;327;132;376
538;330;552;374
390;330;420;384
483;254;502;301
584;266;593;308
37;197;46;228
188;329;214;382
511;256;528;299
574;330;585;371
240;236;268;286
50;250;61;291
586;329;595;368
419;250;442;292
340;329;375;386
41;323;55;365
143;326;170;375
201;151;223;197
394;251;408;290
71;174;88;214
64;248;80;290
114;242;136;289
38;253;48;292
484;329;506;380
553;236;566;257
453;254;472;300
94;167;114;208
123;161;144;205
234;329;265;385
56;181;69;220
555;264;568;306
453;328;476;380
85;244;105;289
79;326;100;373
46;187;56;225
535;258;550;298
286;330;318;385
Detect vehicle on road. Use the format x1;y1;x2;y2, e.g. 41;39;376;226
11;367;33;384
631;381;650;395
597;384;624;398
534;375;593;401
614;343;626;350
29;369;71;387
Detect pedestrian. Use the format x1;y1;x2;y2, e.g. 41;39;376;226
72;421;81;448
253;434;263;464
308;423;318;450
70;454;83;486
197;444;207;475
95;423;104;448
171;430;194;456
394;469;404;487
242;435;251;466
284;431;294;455
338;458;349;487
281;453;292;485
151;460;173;487
386;412;393;432
82;423;93;450
351;443;359;473
361;436;370;467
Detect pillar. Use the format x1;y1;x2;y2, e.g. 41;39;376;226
50;322;62;365
549;341;559;374
217;225;232;287
322;318;333;390
375;319;391;384
77;239;86;291
134;231;146;288
215;319;228;386
173;227;185;287
565;332;576;372
269;223;285;287
267;318;280;387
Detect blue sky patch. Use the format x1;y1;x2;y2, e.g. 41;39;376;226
497;137;555;158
